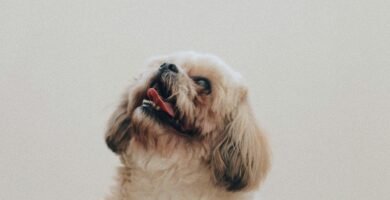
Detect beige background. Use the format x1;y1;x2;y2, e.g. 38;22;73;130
1;0;389;199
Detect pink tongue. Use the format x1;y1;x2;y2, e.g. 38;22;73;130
147;88;175;117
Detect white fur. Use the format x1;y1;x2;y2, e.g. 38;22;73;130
106;144;253;200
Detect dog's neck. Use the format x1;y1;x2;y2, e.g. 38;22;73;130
106;143;250;200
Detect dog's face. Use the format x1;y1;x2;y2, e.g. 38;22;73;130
106;52;270;191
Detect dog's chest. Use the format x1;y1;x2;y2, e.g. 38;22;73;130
116;150;236;200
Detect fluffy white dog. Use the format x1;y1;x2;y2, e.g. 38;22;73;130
105;52;270;200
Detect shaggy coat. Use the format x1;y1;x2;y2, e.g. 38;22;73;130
105;52;270;200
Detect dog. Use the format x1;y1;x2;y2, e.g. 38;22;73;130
105;52;270;200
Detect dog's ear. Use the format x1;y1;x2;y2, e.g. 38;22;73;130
105;96;132;154
105;72;151;154
211;92;270;191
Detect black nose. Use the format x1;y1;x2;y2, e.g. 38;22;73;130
160;63;178;73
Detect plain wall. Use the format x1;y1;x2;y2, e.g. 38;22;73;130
1;0;389;199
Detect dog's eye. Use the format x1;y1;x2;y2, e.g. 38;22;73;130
192;77;211;94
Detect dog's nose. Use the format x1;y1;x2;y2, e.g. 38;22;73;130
160;63;178;73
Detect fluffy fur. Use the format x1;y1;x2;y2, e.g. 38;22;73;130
105;52;270;200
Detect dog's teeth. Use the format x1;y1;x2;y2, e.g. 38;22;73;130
143;99;151;104
155;106;160;110
143;99;155;106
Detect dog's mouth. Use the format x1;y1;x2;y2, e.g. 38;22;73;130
141;78;190;134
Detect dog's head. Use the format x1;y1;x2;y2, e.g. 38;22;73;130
105;52;270;191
